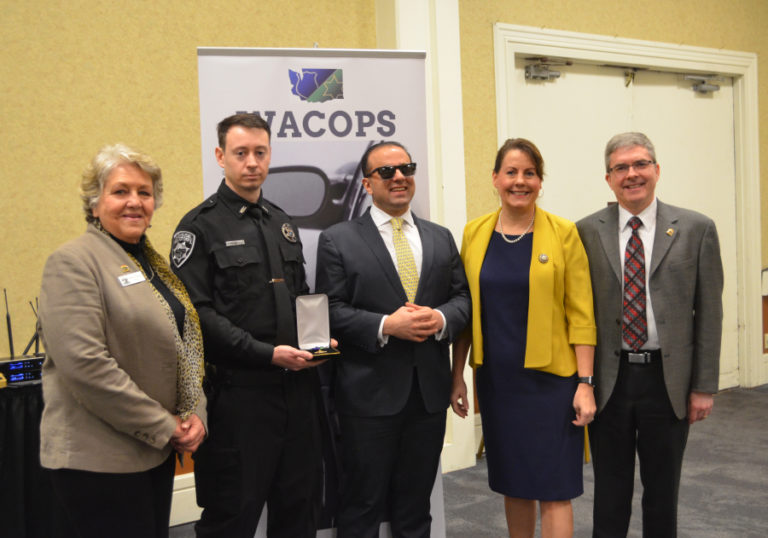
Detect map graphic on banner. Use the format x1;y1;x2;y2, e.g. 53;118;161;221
289;68;344;102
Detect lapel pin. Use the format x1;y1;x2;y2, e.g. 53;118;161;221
120;265;130;273
666;228;674;236
538;253;549;264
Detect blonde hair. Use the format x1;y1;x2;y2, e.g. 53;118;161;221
80;143;163;223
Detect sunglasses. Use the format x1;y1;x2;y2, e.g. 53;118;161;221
366;162;417;180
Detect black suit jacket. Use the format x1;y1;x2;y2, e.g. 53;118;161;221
315;209;470;417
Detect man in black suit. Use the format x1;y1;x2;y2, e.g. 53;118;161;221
315;141;471;537
576;132;723;537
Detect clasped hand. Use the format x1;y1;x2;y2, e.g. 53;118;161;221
171;413;205;453
383;302;444;343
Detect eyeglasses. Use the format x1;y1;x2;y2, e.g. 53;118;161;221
366;162;417;180
608;159;656;176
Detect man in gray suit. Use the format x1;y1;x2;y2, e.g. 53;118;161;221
315;141;470;537
576;132;723;538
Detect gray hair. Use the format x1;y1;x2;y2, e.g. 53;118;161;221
604;132;657;172
80;143;163;223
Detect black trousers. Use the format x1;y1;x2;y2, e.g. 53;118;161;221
590;354;689;538
193;369;321;538
47;453;176;538
336;375;446;538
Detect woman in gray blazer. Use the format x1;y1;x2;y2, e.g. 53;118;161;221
38;144;206;538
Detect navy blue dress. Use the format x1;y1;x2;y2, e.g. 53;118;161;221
476;231;583;501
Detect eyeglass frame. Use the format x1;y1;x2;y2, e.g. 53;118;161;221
607;159;657;176
365;162;417;180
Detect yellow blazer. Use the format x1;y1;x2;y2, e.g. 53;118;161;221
461;206;596;376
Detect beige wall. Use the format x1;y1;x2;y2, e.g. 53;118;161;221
2;0;767;355
0;1;376;354
458;0;768;256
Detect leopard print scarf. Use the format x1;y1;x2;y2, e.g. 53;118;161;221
126;236;205;420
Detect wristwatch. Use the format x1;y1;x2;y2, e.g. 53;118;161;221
577;376;595;387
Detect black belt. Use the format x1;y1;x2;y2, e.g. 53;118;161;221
620;349;661;364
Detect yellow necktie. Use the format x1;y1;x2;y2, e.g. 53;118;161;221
391;217;419;302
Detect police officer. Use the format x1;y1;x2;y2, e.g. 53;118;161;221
171;113;327;538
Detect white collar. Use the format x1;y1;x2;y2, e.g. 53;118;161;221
618;197;657;230
370;204;415;228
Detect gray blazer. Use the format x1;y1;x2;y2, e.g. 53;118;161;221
315;210;471;417
38;225;205;473
576;200;723;419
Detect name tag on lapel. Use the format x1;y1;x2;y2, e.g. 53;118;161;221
117;271;146;287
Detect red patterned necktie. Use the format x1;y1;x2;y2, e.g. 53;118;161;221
622;216;647;351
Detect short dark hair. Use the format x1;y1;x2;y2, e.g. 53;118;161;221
493;138;545;179
217;113;271;149
360;141;412;177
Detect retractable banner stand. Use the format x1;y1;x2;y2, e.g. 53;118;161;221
197;48;446;538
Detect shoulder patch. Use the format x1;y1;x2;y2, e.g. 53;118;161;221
172;231;196;268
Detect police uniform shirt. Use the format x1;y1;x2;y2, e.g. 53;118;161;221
170;180;308;370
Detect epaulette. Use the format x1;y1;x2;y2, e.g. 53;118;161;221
263;197;288;216
202;192;219;209
179;193;219;223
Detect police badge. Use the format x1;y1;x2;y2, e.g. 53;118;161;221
281;223;298;243
171;231;196;268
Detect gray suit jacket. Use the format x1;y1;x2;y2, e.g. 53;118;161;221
576;200;723;419
315;210;471;417
38;225;206;472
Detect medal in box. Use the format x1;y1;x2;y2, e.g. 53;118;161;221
296;294;340;359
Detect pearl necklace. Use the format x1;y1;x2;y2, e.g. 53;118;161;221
498;212;534;244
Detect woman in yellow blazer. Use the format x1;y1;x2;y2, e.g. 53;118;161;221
451;138;596;538
38;144;206;538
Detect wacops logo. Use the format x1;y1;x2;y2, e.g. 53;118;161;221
289;68;343;103
238;68;396;139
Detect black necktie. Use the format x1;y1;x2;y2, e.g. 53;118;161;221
250;206;296;347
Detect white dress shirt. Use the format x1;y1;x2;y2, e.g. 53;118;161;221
369;205;423;276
